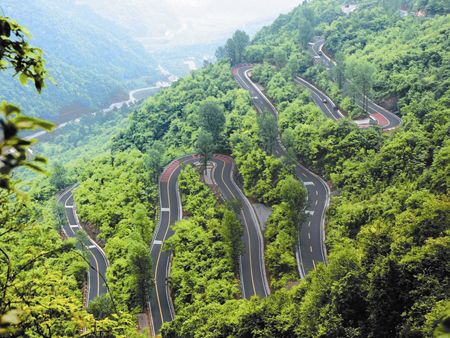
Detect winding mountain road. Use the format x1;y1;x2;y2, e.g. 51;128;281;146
309;38;402;130
57;188;109;305
232;65;329;278
149;154;269;335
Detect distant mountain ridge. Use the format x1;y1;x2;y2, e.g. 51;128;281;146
1;0;158;121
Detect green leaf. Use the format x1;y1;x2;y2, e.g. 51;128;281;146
19;72;28;86
0;100;21;117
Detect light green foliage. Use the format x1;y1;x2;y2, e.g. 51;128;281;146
265;177;307;290
178;165;217;217
75;150;156;242
112;63;244;157
161;170;241;336
233;148;288;206
221;210;244;273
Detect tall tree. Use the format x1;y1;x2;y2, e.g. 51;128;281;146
224;38;237;63
196;131;214;173
257;108;278;153
232;30;250;62
127;237;154;311
221;210;244;274
347;61;375;114
197;101;226;143
215;46;226;60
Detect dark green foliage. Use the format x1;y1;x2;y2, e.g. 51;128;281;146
257;108;278;153
197;100;226;143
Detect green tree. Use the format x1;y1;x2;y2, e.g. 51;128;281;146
221;210;244;273
232;30;250;62
274;49;288;70
127;237;154;311
281;128;297;171
215;46;226;60
196;131;214;173
50;161;72;190
257;108;278;153
347;61;375;114
224;38;237;63
197;100;225;144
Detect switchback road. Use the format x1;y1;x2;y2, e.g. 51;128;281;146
149;154;269;335
309;38;402;130
57;188;109;305
232;65;329;278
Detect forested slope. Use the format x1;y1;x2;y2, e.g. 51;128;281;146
157;0;450;337
1;0;158;121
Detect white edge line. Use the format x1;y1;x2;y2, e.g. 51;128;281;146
210;160;246;300
242;68;330;271
227;156;271;298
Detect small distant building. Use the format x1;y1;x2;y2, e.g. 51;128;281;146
400;10;408;17
156;81;171;88
168;75;179;82
341;4;357;15
187;56;195;60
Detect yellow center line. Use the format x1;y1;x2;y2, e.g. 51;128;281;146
218;158;257;297
154;164;180;325
308;233;311;239
316;190;318;196
302;173;307;177
310;246;313;253
308;221;311;227
313;260;316;271
65;193;101;297
237;69;249;89
315;200;318;206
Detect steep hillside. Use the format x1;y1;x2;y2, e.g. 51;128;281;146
1;0;158;121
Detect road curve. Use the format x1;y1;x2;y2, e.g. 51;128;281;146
309;38;402;130
57;187;109;305
149;154;269;335
232;65;329;278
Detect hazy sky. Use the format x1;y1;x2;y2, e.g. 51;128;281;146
74;0;303;45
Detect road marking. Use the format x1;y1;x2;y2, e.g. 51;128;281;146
314;56;321;59
65;193;101;298
154;240;163;245
306;210;315;215
155;161;180;325
310;246;313;252
275;150;279;154
315;200;318;205
161;208;170;212
308;233;311;239
308;221;311;227
88;245;96;249
65;206;73;208
302;173;307;177
217;158;257;297
70;224;78;228
260;101;264;105
313;260;316;271
316;190;318;196
304;182;314;186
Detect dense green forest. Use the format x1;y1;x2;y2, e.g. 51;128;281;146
1;0;159;122
3;0;450;336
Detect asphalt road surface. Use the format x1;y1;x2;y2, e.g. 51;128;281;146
57;188;109;305
309;38;402;129
232;65;329;278
149;154;269;335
